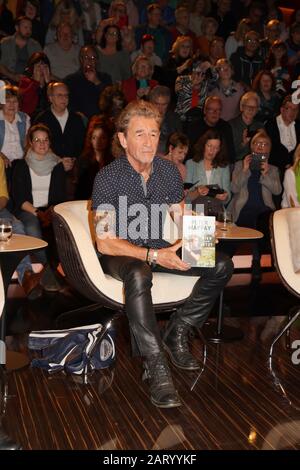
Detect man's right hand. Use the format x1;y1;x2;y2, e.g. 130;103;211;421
157;240;190;271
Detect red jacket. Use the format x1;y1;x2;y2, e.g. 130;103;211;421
121;77;158;103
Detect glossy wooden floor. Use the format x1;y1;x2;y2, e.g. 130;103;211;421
2;273;300;450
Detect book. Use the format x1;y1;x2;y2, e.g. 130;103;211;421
182;215;215;267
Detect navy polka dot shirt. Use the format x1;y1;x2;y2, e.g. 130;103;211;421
92;155;184;249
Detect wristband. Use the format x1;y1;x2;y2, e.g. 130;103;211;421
150;249;158;267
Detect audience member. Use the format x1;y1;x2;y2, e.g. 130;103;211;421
122;55;158;102
0;16;41;83
229;91;264;162
225;17;251;60
188;0;211;37
45;0;84;46
281;144;300;208
209;58;245;121
97;24;131;84
185;129;231;214
65;45;112;119
211;0;237;40
11;123;68;292
44;22;80;80
19;51;51;119
98;84;127;127
131;33;162;67
259;19;281;60
169;6;197;49
252;70;281;124
162;35;193;91
164;132;189;181
265;40;290;95
79;0;102;44
76;116;113;200
230;30;263;87
265;95;300;179
227;131;281;280
196;16;219;58
22;0;45;46
149;85;182;156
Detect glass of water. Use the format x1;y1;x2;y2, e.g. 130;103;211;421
0;218;13;243
217;210;233;231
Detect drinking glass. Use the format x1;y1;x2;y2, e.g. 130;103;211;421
217;210;233;231
0;218;13;243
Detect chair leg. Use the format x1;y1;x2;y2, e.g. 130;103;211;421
190;327;208;391
269;308;300;358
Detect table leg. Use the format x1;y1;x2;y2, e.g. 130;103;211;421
0;253;30;370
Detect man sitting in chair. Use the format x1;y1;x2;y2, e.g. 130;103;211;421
91;100;233;409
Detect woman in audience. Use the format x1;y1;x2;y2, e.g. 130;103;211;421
19;52;52;119
76;117;113;200
45;0;84;46
225;18;251;60
122;55;158;102
282;144;300;208
227;131;282;280
164;132;189;181
12;124;67;292
196;17;218;58
98;84;127;127
252;70;281;124
265;40;290;95
97;24;131;84
185;129;231;214
22;0;45;46
162;36;193;91
189;0;211;37
209;58;245;121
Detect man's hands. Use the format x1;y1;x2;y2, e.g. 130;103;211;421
156;240;190;271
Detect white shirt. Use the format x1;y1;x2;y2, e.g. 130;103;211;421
51;108;69;133
30;169;51;208
0;111;30;162
281;167;300;208
276;114;297;153
205;169;212;184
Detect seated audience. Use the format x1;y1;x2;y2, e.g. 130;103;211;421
0;84;30;174
149;85;182;156
0;15;41;83
229;91;264;162
131;33;162;68
97;24;132;84
11;124;68;292
225;17;251;60
19;51;52;119
188;0;211;37
282;144;300;208
227;131;282;280
265;40;290;95
185;129;231;215
65;45;112;119
230;30;263;87
196;16;218;58
98;84;127;127
169;6;197;49
122;55;158;103
208;58;245;121
76;116;113;200
252;70;281;124
164;132;189;181
0;155;42;299
265;95;300;180
44;22;80;80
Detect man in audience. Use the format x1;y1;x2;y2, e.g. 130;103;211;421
0;16;41;83
44;22;80;80
230;30;263;87
34;81;86;198
65;45;112;119
184;96;235;162
149;85;182;156
265;95;300;180
92;100;233;409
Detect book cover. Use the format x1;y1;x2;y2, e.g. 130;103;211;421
182;215;215;267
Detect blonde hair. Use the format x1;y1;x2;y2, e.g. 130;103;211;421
240;91;260;110
132;55;153;78
170;35;193;57
250;130;272;152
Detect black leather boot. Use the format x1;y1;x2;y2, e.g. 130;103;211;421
0;427;22;450
163;317;200;371
143;352;182;408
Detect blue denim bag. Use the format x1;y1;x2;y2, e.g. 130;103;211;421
28;323;116;375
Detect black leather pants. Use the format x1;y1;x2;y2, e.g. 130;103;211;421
99;253;234;357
